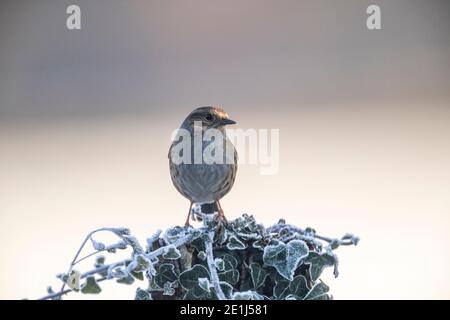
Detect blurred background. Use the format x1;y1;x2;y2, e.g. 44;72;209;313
0;0;449;299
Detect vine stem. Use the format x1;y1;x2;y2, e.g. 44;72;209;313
58;228;116;298
266;224;359;246
37;262;124;300
205;228;226;300
39;229;197;300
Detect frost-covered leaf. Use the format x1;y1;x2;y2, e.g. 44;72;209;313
263;239;309;280
252;240;265;251
179;264;210;290
164;227;187;243
197;251;207;261
273;275;308;300
66;270;81;291
273;278;290;299
135;254;151;272
189;229;203;239
342;233;359;245
117;275;135;285
131;271;144;281
94;256;108;277
56;273;68;283
304;252;336;281
106;240;128;253
191;237;205;253
289;275;309;298
91;238;106;251
218;254;240;285
219;282;233;299
111;227;130;236
304;281;330;300
163;281;176;296
135;288;152;300
108;266;127;279
94;255;105;267
226;235;246;250
198;277;211;293
214;258;225;272
155;263;178;288
250;263;268;290
180;265;211;299
232;291;264;300
236;232;261;240
81;276;101;294
163;246;182;260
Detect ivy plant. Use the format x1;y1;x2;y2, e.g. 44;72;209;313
39;214;358;300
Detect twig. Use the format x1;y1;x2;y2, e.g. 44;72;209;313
37;262;124;301
266;224;358;246
40;229;196;300
58;227;132;298
58;228;108;297
204;225;226;300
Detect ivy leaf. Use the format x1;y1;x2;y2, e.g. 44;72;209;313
131;271;144;281
91;238;106;251
198;277;211;293
66;270;81;291
163;281;176;296
180;264;211;299
250;263;268;290
226;235;247;250
164;226;187;243
218;254;240;285
189;229;202;240
304;252;336;281
198;251;207;261
179;264;210;290
304;281;330;300
163;246;182;260
289;275;309;299
117;275;135;285
135;288;152;300
252;240;265;251
191;237;205;253
236;232;261;240
214;258;225;272
81;276;101;294
155;263;178;288
273;278;290;299
94;255;105;267
263;239;309;280
232;291;264;300
218;282;234;299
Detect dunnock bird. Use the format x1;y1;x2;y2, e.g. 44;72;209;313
169;106;238;226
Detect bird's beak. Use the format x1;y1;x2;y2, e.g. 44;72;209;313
221;118;237;125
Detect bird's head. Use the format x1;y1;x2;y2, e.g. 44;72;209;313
182;106;236;130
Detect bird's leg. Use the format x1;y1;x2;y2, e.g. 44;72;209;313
215;200;227;223
184;201;193;227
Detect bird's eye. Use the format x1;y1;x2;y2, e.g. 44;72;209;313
204;114;213;122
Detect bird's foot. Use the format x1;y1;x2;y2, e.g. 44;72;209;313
214;209;228;224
